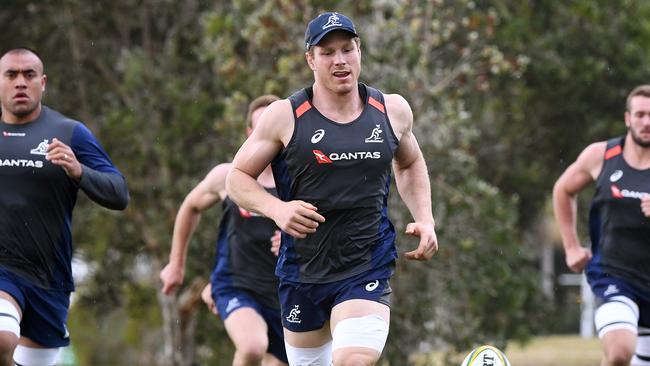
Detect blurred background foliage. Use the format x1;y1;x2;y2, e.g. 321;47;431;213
2;0;650;365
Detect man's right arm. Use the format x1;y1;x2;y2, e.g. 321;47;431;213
552;142;605;272
160;163;229;295
226;100;324;238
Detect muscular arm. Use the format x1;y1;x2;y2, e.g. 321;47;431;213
226;100;324;238
552;142;605;272
387;94;438;260
160;163;229;294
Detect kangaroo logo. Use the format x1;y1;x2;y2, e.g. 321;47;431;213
286;305;302;324
322;13;343;29
226;297;241;313
30;139;49;155
603;284;619;297
364;124;384;143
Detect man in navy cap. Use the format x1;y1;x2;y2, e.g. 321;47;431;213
226;12;438;365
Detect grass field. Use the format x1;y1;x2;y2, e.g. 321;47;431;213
505;335;601;366
411;335;602;366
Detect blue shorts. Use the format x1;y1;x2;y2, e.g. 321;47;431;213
590;274;650;328
278;265;393;332
214;287;287;363
0;269;70;348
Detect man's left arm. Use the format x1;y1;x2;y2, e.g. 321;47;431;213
48;124;129;210
387;94;438;260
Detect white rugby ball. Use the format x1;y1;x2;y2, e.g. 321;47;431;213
460;345;511;366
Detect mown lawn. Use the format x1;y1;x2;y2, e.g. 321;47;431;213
506;335;601;366
410;335;601;366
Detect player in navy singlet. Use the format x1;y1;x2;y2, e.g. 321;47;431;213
0;48;129;366
160;95;288;366
554;85;650;366
226;12;438;366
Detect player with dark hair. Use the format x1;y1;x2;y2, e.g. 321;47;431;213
554;85;650;366
0;47;129;366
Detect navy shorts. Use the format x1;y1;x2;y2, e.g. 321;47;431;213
0;269;70;348
278;265;393;332
213;287;287;363
590;274;650;328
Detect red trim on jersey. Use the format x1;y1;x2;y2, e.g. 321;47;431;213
605;145;622;160
295;101;312;118
368;97;385;113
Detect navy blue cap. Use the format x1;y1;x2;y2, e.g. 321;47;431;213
304;12;358;49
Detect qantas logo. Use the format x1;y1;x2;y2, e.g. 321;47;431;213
0;159;44;168
610;184;649;199
313;150;332;164
239;207;262;218
313;149;381;164
2;131;25;137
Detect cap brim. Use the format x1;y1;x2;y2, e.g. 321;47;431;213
307;28;358;48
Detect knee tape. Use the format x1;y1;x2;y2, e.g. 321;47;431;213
332;314;389;353
0;298;20;338
13;345;60;366
595;296;639;338
284;341;332;366
632;326;650;366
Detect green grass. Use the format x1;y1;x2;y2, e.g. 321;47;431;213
410;335;602;366
505;335;601;366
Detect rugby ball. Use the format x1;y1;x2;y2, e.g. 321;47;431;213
460;345;511;366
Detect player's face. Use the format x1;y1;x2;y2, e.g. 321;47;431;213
0;52;46;124
625;95;650;148
307;32;361;96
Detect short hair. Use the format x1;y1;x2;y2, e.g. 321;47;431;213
1;47;42;61
626;85;650;111
0;47;44;73
246;94;280;127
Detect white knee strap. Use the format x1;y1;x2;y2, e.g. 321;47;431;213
595;296;639;338
332;314;389;353
0;298;20;338
13;345;60;366
284;341;332;366
632;326;650;366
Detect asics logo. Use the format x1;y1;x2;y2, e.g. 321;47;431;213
311;129;325;143
365;280;379;291
609;170;623;182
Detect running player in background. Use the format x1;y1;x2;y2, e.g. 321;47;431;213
160;95;288;366
553;85;650;366
0;47;129;366
226;12;438;366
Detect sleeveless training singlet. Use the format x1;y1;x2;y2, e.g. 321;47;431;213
587;136;650;290
272;83;399;283
0;106;128;290
212;188;280;308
